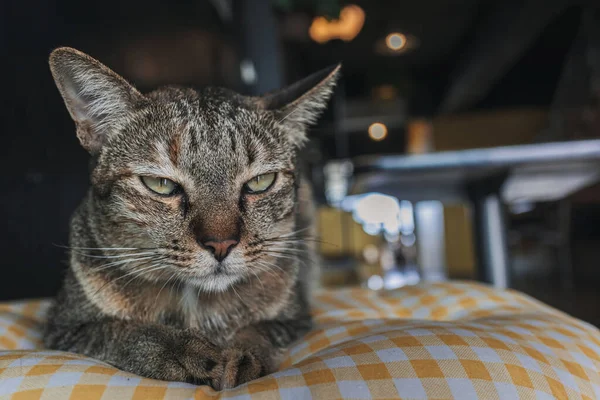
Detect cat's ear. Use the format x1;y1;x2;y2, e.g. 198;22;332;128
258;64;340;146
49;47;144;154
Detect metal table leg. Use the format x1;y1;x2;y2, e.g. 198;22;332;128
468;175;510;289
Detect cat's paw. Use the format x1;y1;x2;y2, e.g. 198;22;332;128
216;347;274;390
171;332;227;388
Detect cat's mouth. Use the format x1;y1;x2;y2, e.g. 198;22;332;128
189;268;243;292
184;250;247;291
211;264;232;276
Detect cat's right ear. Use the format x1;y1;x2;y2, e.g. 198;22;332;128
49;47;144;154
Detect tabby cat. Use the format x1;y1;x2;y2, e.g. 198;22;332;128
43;47;339;390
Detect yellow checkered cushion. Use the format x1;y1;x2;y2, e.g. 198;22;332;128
1;282;599;399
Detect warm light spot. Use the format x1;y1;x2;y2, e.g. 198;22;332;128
386;33;407;51
368;122;388;141
309;5;365;44
375;33;419;56
407;119;433;154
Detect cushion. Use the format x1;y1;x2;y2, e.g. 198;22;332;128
1;281;599;399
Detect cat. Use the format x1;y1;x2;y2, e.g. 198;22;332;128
43;47;339;390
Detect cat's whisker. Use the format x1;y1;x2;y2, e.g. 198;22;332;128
249;269;266;292
89;260;167;299
92;255;160;272
262;252;309;269
266;252;311;263
268;246;310;254
237;260;267;291
254;258;288;275
177;272;188;309
264;237;338;247
252;261;284;282
264;248;311;259
229;284;244;303
154;267;181;307
277;227;311;238
118;264;172;295
260;230;340;249
60;245;151;251
73;251;160;259
250;259;281;277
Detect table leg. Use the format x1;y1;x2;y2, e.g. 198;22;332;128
469;176;510;289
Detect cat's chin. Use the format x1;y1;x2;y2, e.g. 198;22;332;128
188;273;243;293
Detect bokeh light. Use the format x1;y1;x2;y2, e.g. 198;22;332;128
385;33;407;51
368;122;388;141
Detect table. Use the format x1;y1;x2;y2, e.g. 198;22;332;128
350;140;600;288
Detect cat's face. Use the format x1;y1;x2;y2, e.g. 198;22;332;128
91;88;301;292
50;48;338;292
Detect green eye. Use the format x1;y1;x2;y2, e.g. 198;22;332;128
141;176;179;196
244;173;276;194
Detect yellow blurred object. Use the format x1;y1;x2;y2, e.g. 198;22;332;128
443;205;476;279
318;207;347;256
407;119;434;154
320;267;359;287
309;5;365;44
317;206;383;287
317;206;381;257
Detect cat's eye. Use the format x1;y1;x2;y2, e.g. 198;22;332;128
141;176;179;196
244;173;276;194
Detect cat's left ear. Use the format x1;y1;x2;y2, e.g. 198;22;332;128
257;64;341;146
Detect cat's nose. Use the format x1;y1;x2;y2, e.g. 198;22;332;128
200;239;239;262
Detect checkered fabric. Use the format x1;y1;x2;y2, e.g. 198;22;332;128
1;281;599;399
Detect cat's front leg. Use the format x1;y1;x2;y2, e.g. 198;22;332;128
44;318;228;388
218;317;313;389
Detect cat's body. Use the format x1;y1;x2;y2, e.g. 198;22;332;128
43;48;338;389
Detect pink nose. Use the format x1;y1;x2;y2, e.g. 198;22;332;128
201;239;238;262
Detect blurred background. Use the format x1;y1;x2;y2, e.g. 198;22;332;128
2;0;600;326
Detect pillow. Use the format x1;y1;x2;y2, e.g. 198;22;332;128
1;281;599;399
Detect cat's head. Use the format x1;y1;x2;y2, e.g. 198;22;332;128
50;47;339;292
